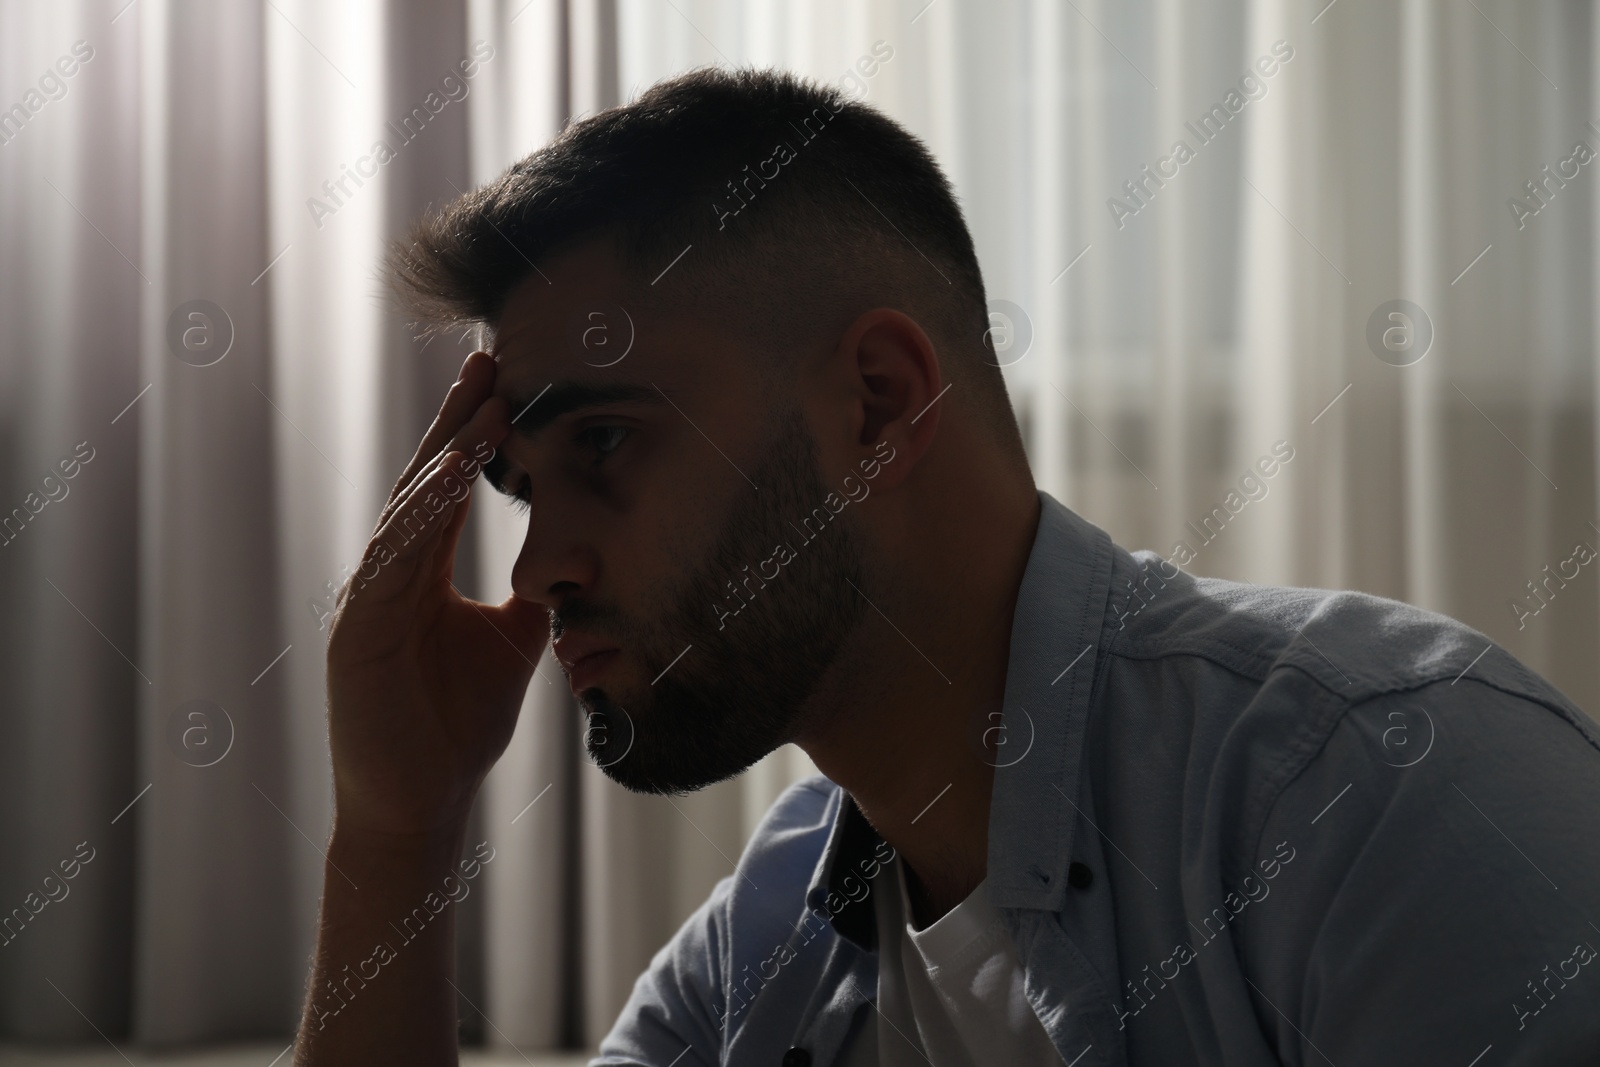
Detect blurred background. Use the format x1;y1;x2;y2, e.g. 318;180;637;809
2;0;1597;1060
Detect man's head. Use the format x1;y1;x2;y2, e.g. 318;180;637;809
389;67;1031;795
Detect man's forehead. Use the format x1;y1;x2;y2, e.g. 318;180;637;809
490;309;666;408
489;241;637;362
487;257;747;409
489;262;657;394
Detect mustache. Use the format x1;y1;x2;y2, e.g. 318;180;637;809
549;600;623;642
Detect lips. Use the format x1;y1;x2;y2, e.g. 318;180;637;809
552;632;621;691
566;649;620;691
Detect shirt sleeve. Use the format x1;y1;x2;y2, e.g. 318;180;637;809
1241;678;1600;1067
589;873;733;1067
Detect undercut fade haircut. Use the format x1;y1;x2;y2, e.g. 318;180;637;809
389;65;1027;466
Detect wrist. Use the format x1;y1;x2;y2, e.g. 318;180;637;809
329;780;479;848
329;810;471;864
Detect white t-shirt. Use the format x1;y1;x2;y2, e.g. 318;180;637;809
836;854;1067;1066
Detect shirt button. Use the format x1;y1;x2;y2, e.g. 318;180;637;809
1067;862;1093;889
782;1048;812;1067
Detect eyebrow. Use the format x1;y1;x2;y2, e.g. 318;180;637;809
481;381;668;495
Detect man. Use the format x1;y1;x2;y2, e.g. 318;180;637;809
294;68;1600;1066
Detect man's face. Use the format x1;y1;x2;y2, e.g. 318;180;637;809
484;241;868;795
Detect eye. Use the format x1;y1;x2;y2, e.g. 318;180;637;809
577;424;631;462
505;425;630;516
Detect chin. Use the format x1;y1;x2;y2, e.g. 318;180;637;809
577;686;784;797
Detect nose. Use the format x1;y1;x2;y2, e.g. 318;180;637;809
509;490;601;611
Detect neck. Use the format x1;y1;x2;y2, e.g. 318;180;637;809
797;483;1040;927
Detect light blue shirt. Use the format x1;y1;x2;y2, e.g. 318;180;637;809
592;491;1600;1066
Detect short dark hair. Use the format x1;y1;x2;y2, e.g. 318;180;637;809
389;66;1024;460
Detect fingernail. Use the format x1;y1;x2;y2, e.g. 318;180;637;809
457;353;474;381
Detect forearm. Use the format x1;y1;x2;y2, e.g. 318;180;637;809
293;822;468;1066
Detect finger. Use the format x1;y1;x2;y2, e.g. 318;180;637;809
431;476;474;585
375;391;508;537
376;449;472;556
381;351;495;518
355;451;475;602
377;354;491;532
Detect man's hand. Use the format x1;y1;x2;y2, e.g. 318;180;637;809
325;349;545;840
295;350;547;1066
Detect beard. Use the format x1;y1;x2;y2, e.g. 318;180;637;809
552;406;868;795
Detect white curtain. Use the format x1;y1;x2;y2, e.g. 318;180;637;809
1;0;1596;1052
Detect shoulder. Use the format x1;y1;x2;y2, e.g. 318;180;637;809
1108;547;1568;705
1107;548;1598;751
1236;673;1600;1063
1101;546;1600;868
1099;556;1600;1060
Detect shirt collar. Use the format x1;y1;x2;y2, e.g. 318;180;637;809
804;491;1116;942
985;491;1114;911
803;786;886;951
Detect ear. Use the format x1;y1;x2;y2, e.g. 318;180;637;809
836;308;942;490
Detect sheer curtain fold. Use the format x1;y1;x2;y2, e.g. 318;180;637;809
1;0;1597;1049
0;0;144;1040
133;0;293;1039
